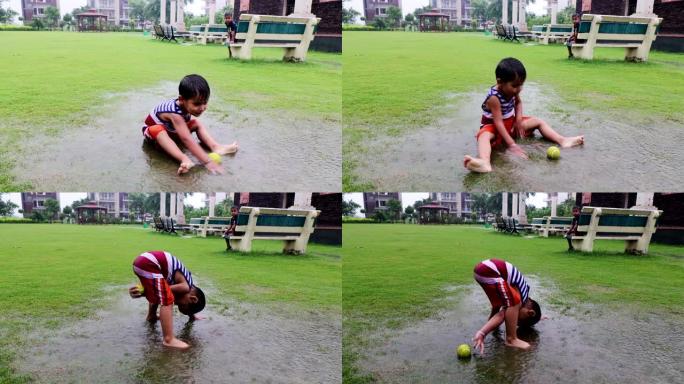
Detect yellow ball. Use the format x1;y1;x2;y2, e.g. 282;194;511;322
208;152;221;164
547;146;561;160
456;344;471;359
136;284;144;294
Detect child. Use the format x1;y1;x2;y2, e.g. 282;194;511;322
224;13;237;44
566;14;581;59
222;206;239;251
464;58;584;173
129;250;206;349
565;205;581;251
472;258;541;354
142;74;238;175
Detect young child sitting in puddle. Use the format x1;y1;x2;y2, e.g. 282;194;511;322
472;258;541;354
464;57;584;173
142;74;238;175
129;250;206;349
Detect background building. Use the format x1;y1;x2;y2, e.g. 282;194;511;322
21;0;60;23
429;192;473;218
362;192;401;217
21;192;59;218
87;192;130;218
86;0;131;26
575;0;684;52
430;0;471;26
363;0;401;23
233;0;342;52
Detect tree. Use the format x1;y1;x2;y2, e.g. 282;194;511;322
71;197;91;210
0;0;18;24
404;13;415;24
386;199;402;222
0;199;18;216
413;5;433;17
216;4;234;24
44;198;60;223
128;0;146;24
44;6;60;29
62;13;73;26
215;196;235;217
372;17;387;30
62;205;73;216
128;193;148;218
372;210;387;223
31;210;45;222
471;0;488;25
385;6;402;28
412;198;433;210
343;7;360;24
343;199;361;217
31;18;45;30
144;193;160;216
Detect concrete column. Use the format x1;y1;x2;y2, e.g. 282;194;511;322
160;0;166;24
635;193;655;209
456;0;462;25
170;0;177;26
291;0;314;17
115;0;120;26
634;0;655;16
177;194;185;223
292;192;314;209
177;0;185;30
518;194;526;220
207;0;216;25
170;193;177;220
502;193;508;217
512;193;519;218
456;193;462;218
502;0;508;24
160;192;166;217
550;0;558;24
519;0;526;29
512;0;518;27
114;192;120;218
208;192;216;217
550;193;558;217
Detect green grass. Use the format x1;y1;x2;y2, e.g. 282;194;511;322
0;32;341;190
0;224;340;383
342;32;684;190
342;223;684;383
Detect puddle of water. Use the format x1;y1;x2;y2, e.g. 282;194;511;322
12;82;341;191
353;83;684;191
15;286;341;384
357;279;684;384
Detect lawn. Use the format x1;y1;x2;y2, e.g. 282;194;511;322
0;224;341;383
0;32;341;190
342;32;684;190
342;223;684;383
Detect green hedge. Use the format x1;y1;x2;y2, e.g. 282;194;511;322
342;217;376;223
0;25;33;31
0;217;33;223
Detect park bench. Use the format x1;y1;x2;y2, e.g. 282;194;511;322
229;14;320;61
570;207;661;254
190;24;228;45
188;217;204;232
495;24;506;40
195;216;232;237
571;14;662;61
153;25;167;40
153;216;165;231
532;24;573;45
530;217;546;233
229;206;320;254
495;216;506;231
540;216;573;237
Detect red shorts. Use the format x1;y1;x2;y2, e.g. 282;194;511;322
476;116;532;148
143;119;198;141
133;255;174;306
474;262;522;309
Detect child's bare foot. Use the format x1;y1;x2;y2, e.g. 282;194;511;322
560;135;584;148
214;141;239;155
177;161;194;175
505;338;531;350
163;337;190;349
464;155;492;173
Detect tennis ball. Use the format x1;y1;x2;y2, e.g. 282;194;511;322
456;344;471;359
208;152;221;164
136;284;144;294
547;146;561;160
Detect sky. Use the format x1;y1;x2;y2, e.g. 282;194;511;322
6;0;224;20
343;192;566;217
347;0;564;23
0;192;221;217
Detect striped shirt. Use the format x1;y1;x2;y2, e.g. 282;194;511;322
474;259;530;303
133;251;194;289
481;86;516;124
143;98;191;133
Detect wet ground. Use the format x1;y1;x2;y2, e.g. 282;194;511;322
352;84;684;191
11;82;341;191
356;281;684;384
15;286;341;383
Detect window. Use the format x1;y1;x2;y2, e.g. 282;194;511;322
379;200;387;207
380;8;387;15
376;8;380;15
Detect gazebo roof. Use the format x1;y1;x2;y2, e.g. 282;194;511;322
75;204;107;210
76;9;108;17
419;11;450;18
417;204;450;210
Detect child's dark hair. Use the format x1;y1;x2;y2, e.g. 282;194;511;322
179;286;206;316
496;57;527;83
179;74;210;103
518;299;541;328
224;12;232;17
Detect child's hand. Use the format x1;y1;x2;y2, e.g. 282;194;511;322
204;161;224;175
129;286;143;298
507;144;528;159
472;330;486;355
177;161;194;175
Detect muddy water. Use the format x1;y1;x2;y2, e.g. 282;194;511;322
12;82;341;191
357;282;684;384
16;287;341;383
352;84;684;191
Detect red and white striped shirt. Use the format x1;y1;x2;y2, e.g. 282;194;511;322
474;259;530;303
